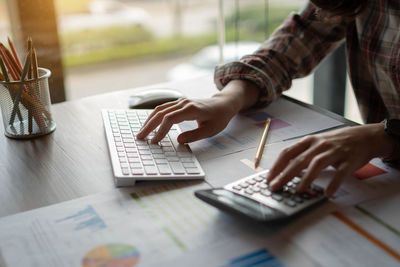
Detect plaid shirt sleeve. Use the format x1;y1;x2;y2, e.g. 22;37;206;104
214;3;347;108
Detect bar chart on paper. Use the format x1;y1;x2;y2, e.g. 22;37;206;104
222;248;283;267
56;205;106;232
82;244;140;267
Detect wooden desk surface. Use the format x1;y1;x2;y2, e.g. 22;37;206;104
0;75;356;218
0;76;217;217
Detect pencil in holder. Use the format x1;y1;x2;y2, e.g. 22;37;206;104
0;68;56;139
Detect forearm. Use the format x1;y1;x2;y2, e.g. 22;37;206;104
212;80;260;113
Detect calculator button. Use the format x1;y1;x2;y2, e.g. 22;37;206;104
284;199;297;207
261;190;271;197
258;183;268;189
287;187;297;195
293;195;304;203
259;172;268;178
239;182;249;188
310;184;324;194
292;177;301;184
244;188;254;195
247;178;257;185
232;185;242;191
271;193;283;201
255;176;264;182
282;191;291;198
252;187;261;193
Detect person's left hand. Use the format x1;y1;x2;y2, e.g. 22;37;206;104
266;123;395;196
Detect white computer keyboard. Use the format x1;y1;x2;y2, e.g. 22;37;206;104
102;109;205;186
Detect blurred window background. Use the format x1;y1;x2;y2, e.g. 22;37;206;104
55;0;307;100
0;0;361;122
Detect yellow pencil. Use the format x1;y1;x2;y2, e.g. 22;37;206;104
254;117;272;169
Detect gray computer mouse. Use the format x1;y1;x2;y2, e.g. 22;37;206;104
128;89;184;109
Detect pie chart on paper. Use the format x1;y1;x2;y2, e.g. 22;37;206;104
82;244;140;267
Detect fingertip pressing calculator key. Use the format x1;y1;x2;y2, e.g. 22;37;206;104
195;170;326;222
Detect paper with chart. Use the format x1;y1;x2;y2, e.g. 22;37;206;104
280;193;400;267
0;176;399;266
0;181;290;267
181;97;344;161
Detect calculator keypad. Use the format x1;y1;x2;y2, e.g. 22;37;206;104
225;170;325;215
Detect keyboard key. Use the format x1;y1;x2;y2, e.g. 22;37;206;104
183;162;196;168
120;163;129;169
181;158;194;163
103;109;204;182
131;169;144;175
169;162;185;174
139;150;151;155
130;163;142;169
153;154;166;159
140;155;153;160
157;164;172;174
160;141;172;146
142;160;155;166
176;146;190;153
185;168;201;174
124;143;136;148
167;156;180;162
144;166;158;175
155;158;168;164
163;147;175;152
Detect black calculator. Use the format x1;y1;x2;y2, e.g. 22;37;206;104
195;170;326;222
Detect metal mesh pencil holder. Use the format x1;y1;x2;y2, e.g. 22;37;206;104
0;68;56;139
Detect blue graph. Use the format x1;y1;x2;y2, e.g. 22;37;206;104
222;248;283;267
56;205;106;232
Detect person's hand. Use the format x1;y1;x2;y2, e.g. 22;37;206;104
266;123;396;196
136;96;239;144
136;80;260;144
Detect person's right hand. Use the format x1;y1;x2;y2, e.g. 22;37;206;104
136;95;239;144
137;79;260;144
